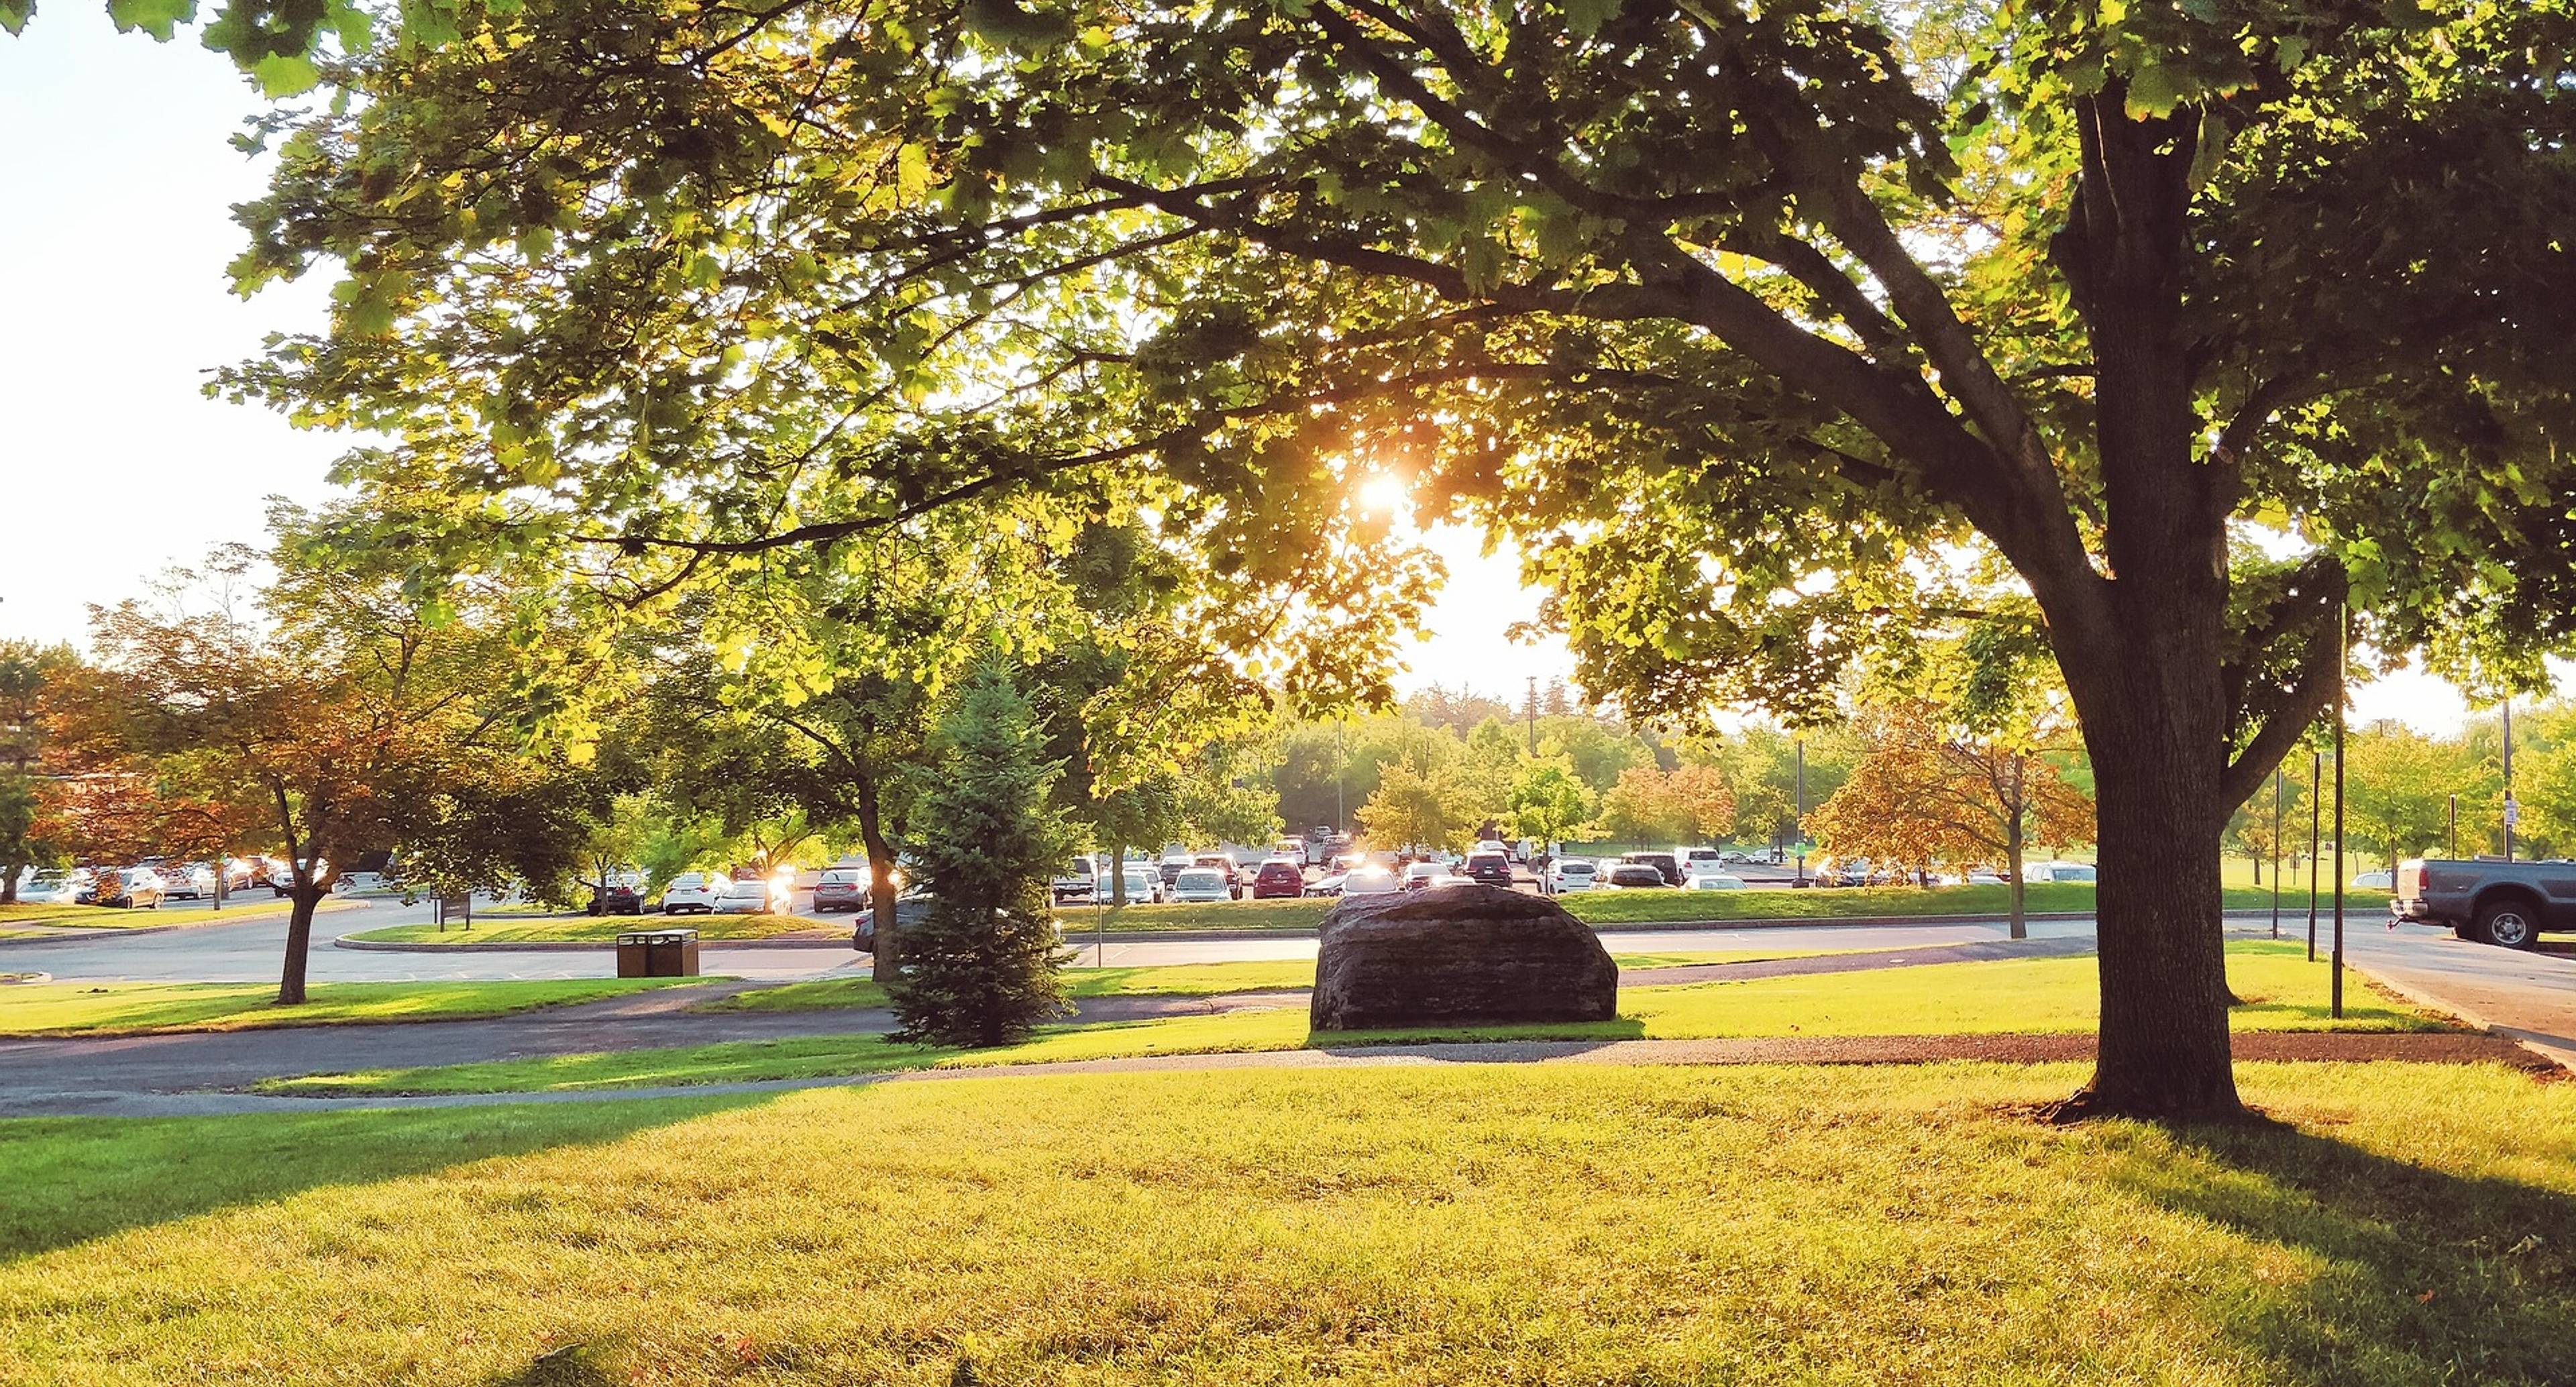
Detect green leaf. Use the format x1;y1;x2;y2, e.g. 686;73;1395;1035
2122;58;2187;117
106;0;194;41
1564;0;1619;40
0;0;33;39
251;52;321;97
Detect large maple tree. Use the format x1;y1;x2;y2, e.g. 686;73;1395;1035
23;0;2576;1115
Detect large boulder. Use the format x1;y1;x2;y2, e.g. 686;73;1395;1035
1310;884;1618;1031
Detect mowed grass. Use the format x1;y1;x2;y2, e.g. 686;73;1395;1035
345;912;828;944
0;979;700;1036
9;1063;2576;1384
268;942;2441;1096
700;948;1860;1015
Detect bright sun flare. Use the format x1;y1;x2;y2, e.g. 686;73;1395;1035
1356;474;1409;512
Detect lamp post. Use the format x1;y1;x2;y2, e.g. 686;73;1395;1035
2504;698;2518;863
2318;757;2339;962
2449;793;2458;859
1793;736;1807;886
2270;769;2284;940
2332;602;2347;1020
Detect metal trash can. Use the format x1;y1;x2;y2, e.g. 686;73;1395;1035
615;928;700;978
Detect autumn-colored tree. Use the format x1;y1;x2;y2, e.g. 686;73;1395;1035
1666;763;1737;850
1599;765;1693;848
2342;722;2455;878
1811;705;2095;940
0;641;78;902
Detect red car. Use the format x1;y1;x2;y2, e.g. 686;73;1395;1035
1250;858;1306;899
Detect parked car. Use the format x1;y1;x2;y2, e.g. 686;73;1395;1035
660;871;720;914
1400;861;1450;891
2352;869;2396;890
1190;854;1244;899
95;867;167;909
162;863;218;900
1620;850;1683;886
1682;871;1748;891
1051;854;1098;904
710;879;772;913
812;867;871;913
1341;867;1401;896
1157;852;1194;888
1681;846;1725;874
2391;856;2576;948
1604;863;1669;889
1169;867;1235;903
2022;861;2098;883
1547;858;1600;893
17;869;89;905
1251;858;1306;899
1460;850;1513;887
1110;866;1168;904
265;857;331;895
851;895;934;953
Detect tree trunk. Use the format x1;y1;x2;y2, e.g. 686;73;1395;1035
1107;840;1128;905
2004;810;2027;941
278;884;326;1005
855;777;901;978
2035;93;2242;1120
2053;612;2240;1117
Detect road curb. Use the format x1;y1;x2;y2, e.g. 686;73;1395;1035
0;899;368;949
2341;956;2576;1074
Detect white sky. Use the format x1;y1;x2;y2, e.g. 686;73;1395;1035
0;12;2516;734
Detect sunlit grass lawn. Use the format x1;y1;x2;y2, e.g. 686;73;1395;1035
9;1063;2575;1385
268;941;2444;1096
345;912;828;944
0;979;700;1036
701;948;1864;1015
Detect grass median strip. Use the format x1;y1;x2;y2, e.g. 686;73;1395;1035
12;1063;2574;1384
0;978;704;1036
702;948;1862;1015
266;941;2442;1096
343;912;828;944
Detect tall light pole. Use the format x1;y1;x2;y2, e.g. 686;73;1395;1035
2332;602;2347;1020
2318;751;2339;967
2270;769;2284;940
2448;793;2458;859
2503;698;2518;862
1794;736;1807;886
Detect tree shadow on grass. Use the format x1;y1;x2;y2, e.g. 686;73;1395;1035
1309;1016;1650;1054
2114;1109;2576;1384
0;1094;773;1263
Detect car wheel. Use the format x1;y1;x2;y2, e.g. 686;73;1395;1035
2475;898;2541;950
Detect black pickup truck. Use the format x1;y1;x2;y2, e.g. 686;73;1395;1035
2390;858;2576;949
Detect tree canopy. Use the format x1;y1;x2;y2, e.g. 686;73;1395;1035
45;0;2576;1115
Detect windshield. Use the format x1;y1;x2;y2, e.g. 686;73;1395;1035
1176;870;1226;889
820;871;862;884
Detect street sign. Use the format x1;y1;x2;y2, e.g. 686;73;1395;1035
2506;798;2522;828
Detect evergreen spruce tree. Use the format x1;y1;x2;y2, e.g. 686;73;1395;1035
889;666;1073;1048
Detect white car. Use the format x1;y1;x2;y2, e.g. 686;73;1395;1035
1114;867;1168;904
1339;867;1402;897
660;872;721;915
1683;872;1748;891
17;869;89;905
1548;858;1600;893
1169;868;1234;903
710;879;772;913
2353;869;2396;890
2023;861;2098;883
